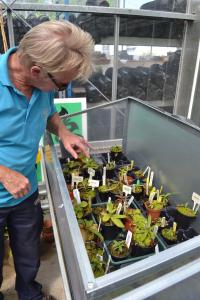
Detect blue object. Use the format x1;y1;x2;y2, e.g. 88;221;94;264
0;47;56;207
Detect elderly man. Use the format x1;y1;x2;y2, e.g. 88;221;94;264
0;21;94;300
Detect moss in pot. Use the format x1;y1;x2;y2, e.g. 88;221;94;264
176;203;197;229
161;227;177;245
109;240;131;261
110;145;123;162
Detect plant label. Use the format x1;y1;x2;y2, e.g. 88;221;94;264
131;160;134;169
149;171;154;187
126;230;132;249
107;197;111;203
173;222;177;233
153;225;158;235
161;217;166;227
96;254;103;262
123;185;132;196
123;201;127;213
156;189;160;201
107;152;110;163
149;191;156;203
67;158;70;162
88;168;95;178
88;179;99;188
142;165;150;176
116;203;122;214
127;196;134;207
105;255;111;274
73;189;81;204
124;174;128;185
155;245;159;254
98;218;101;232
72;174;83;184
192;192;200;211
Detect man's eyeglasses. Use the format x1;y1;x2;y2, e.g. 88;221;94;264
47;72;69;91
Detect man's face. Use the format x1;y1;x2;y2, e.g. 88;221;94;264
31;66;79;92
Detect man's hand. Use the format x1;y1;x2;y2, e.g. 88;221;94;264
0;166;31;199
61;132;92;159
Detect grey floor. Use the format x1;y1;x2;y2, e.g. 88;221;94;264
1;240;66;300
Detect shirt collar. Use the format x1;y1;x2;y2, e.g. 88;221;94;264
0;47;18;86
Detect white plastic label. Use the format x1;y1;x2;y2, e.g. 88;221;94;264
155;244;159;254
123;185;132;196
105;255;111;274
126;231;132;249
161;217;166;227
72;174;83;184
149;171;154;187
88;179;99;188
107;152;110;163
116;203;122;214
127;196;134;207
88;168;95;176
149;191;156;203
98;218;101;232
153;225;158;235
73;189;81;204
142;166;150;176
173;222;177;233
192;192;200;203
107;197;111;203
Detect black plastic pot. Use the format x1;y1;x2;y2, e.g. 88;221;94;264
106;169;116;179
101;224;121;240
175;210;196;230
98;191;116;202
108;240;131;262
110;151;123;162
131;243;156;257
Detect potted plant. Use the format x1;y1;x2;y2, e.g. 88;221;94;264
105;161;116;179
82;157;102;180
161;227;177;245
132;180;144;200
110;145;123;161
109;240;131;261
98;180;120;202
74;200;92;219
90;255;106;278
132;217;157;256
124;209;144;232
78;219;103;243
176;203;197;229
145;199;165;222
80;189;96;203
100;202;126;240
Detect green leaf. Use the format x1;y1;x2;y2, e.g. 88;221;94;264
111;216;124;228
102;214;111;223
80;201;88;208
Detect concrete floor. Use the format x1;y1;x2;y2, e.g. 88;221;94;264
1;239;66;300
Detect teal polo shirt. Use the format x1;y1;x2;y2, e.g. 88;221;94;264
0;47;56;207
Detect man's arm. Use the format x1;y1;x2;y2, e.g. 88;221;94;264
47;113;91;159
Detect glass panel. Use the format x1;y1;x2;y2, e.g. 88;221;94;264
14;0;120;8
118;17;185;112
71;13;115;107
119;0;187;13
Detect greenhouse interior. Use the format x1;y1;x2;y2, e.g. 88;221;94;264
1;0;200;299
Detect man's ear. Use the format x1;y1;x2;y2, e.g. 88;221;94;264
30;65;42;78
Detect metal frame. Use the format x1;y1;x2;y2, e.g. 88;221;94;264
43;97;200;300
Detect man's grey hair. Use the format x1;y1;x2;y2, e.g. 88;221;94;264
17;21;94;81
